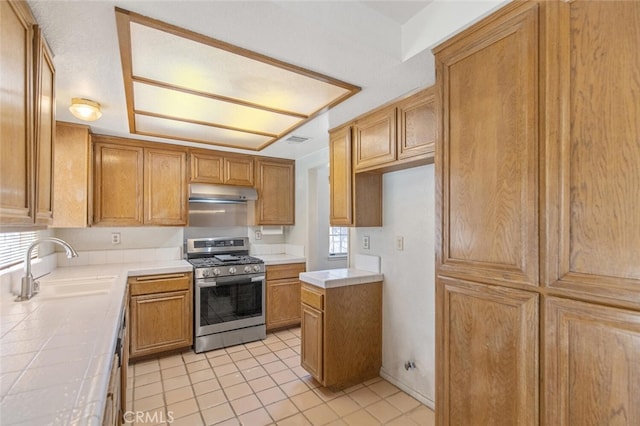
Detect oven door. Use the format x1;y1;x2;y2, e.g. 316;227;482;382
195;273;265;336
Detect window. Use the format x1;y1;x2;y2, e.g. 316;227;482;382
0;231;38;270
329;227;349;257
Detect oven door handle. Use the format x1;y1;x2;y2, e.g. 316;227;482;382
196;275;265;288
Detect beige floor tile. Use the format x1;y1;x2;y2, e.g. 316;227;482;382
271;369;298;385
238;407;273;426
263;360;288;374
266;399;299;421
325;420;348;426
230;394;262;415
133;393;164;412
162;365;187;380
163;375;191;392
274;330;296;340
229;349;252;362
343;383;363;393
249;375;277;392
167;397;200;419
385;415;418;426
291;365;311;379
274;348;297;360
363;377;382;386
283;357;300;368
291;345;301;355
326;396;360;417
235;357;259;371
367;380;400;398
301;376;322;389
208;354;233;366
134;381;163;399
263;334;281;345
365;399;402;423
303;403;339;425
186;360;210;374
193;378;221;396
182;351;206;364
225;344;246;354
197;389;228;409
218;372;246;388
279;379;310;397
242;365;268;381
256;386;287;406
165;385;195;405
190;368;216;384
406;405;435;426
224;382;253;401
283;338;300;348
256;353;279;364
214;418;241;426
347;387;381;407
169;412;204;426
244;340;266;349
214;363;238;377
135;371;162;387
313;386;344;402
289;328;301;337
266;341;288;352
290;390;323;411
385;392;421;413
201;402;235;426
343;409;381;426
276;413;312;426
249;346;272;357
205;348;227;359
135;360;160;376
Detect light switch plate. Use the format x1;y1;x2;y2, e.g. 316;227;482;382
363;235;370;250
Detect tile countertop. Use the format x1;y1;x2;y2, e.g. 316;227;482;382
255;253;306;265
299;268;384;289
0;260;192;425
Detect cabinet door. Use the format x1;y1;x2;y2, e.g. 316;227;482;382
224;156;254;186
435;3;539;287
130;290;192;358
144;148;187;225
329;126;353;226
437;277;538;426
397;88;435;160
255;159;294;225
93;142;143;226
544;297;640;425
266;278;301;331
33;27;54;225
0;1;34;226
542;0;640;307
190;151;223;184
301;303;323;383
353;106;396;172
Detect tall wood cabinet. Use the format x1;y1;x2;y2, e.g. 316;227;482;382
255;158;295;225
435;1;640;425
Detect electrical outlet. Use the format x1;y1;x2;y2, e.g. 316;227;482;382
396;236;404;251
255;231;262;240
362;235;370;250
111;232;121;245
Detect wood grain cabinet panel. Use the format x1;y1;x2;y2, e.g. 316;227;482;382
544;297;640;425
224;156;254;186
301;303;323;381
436;3;539;288
190;150;254;186
255;158;294;225
437;277;538;426
542;0;640;307
266;263;305;331
190;151;223;184
144;147;187;226
354;107;396;171
397;87;436;161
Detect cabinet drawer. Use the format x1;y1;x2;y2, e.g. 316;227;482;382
267;263;306;281
301;285;324;311
129;273;191;296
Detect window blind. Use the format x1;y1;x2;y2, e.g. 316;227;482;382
0;231;38;270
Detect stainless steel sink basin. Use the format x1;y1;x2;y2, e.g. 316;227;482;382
37;275;117;299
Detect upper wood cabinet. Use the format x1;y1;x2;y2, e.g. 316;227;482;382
93;136;187;226
353;87;435;173
329;125;382;227
1;1;53;228
52;122;91;227
255;158;295;225
190;150;254;187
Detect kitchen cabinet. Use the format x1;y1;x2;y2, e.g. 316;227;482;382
266;263;305;331
190;149;254;186
329;125;382;227
0;1;54;228
435;1;640;425
255;158;295;225
353;106;396;171
129;272;192;359
397;87;435;161
52;122;91;227
300;281;382;390
93;136;188;226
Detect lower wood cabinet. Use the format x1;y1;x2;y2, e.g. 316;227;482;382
300;281;382;390
129;272;193;359
266;263;305;331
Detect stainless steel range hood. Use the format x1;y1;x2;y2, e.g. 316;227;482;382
188;184;257;227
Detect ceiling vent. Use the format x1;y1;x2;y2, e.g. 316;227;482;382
285;135;311;144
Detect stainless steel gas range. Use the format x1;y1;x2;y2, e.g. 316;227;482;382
185;237;266;353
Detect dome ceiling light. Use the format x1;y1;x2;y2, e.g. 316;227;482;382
69;98;102;121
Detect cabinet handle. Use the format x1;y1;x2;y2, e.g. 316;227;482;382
135;273;185;282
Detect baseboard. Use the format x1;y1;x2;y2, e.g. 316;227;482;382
379;367;435;410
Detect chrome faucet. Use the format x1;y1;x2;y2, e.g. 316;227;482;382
17;237;79;301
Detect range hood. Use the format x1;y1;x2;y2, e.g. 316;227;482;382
189;183;258;203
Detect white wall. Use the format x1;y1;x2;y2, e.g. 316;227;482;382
53;227;183;252
352;164;436;406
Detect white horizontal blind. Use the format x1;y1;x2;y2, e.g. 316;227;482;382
0;231;38;270
329;226;349;256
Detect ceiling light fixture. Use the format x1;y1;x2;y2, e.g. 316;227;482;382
69;98;102;121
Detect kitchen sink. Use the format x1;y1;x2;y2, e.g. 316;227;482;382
37;275;117;299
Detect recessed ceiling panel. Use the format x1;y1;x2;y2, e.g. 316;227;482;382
116;8;360;151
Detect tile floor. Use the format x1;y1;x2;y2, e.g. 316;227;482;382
127;328;435;425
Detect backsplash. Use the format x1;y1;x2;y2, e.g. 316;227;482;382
56;247;182;267
250;244;304;257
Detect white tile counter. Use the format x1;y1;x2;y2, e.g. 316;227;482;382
255;253;306;265
0;260;192;425
299;268;383;289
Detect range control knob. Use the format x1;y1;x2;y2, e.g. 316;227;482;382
212;268;221;276
253;265;261;272
244;266;252;273
229;267;237;275
201;269;211;278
